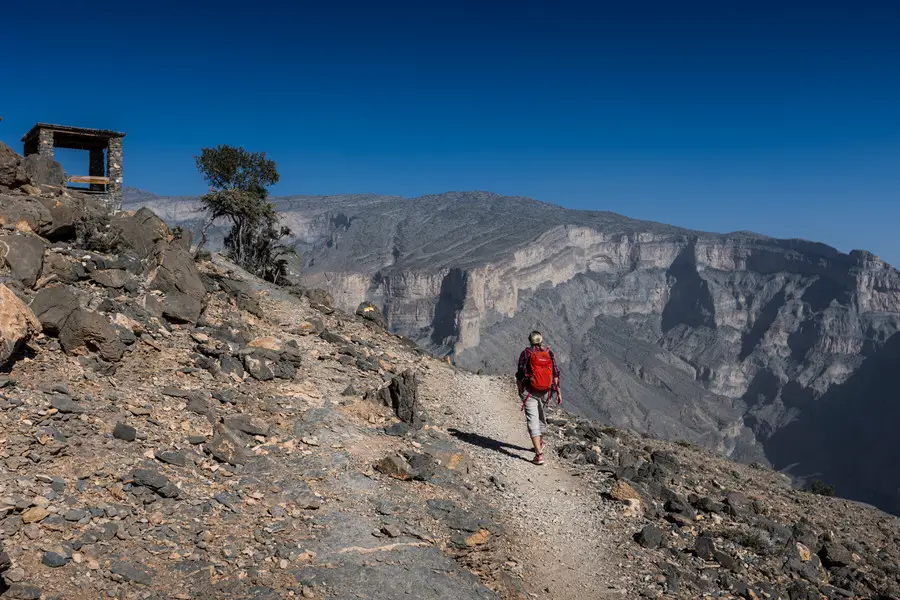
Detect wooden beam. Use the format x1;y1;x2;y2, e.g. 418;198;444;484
67;175;109;184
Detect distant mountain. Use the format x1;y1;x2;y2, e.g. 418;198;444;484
124;187;900;515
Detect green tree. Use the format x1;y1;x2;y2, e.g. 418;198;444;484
195;145;295;283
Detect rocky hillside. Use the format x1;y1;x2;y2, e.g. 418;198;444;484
123;188;900;518
0;148;897;599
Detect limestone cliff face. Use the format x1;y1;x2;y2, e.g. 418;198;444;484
124;188;900;515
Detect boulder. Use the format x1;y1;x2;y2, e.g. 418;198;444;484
40;251;86;283
0;143;27;189
6;583;44;600
0;284;41;367
109;208;168;259
110;561;152;586
36;194;106;241
219;355;244;378
819;542;854;568
694;533;716;560
206;425;247;466
158;291;202;324
374;455;415;480
90;268;127;289
306;288;334;308
635;525;666;549
0;234;47;288
113;422;137;441
243;354;274;381
154;449;187;467
609;479;641;502
724;491;752;517
609;479;643;517
23;154;65;188
216;277;264;318
149;245;205;301
58;308;125;361
379;370;424;428
0;195;52;233
272;359;296;379
223;414;270;436
280;339;304;364
29;284;79;334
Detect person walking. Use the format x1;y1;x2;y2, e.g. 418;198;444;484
516;330;561;465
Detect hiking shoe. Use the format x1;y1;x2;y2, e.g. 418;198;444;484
533;453;545;465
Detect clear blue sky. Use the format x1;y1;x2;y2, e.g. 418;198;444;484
3;1;899;263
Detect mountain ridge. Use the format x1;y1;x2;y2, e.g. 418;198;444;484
123;186;882;262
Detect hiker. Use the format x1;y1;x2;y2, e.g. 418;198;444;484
516;330;561;465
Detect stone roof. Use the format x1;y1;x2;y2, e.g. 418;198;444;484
21;122;126;143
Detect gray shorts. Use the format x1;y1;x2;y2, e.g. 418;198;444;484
522;390;549;438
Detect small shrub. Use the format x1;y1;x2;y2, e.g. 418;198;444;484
675;439;700;451
722;527;770;554
808;479;835;497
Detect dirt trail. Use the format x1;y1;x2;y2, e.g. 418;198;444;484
424;365;637;599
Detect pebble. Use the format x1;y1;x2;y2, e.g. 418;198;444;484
381;524;403;538
21;506;49;524
42;551;69;568
113;422;137;442
64;508;89;522
110;560;152;585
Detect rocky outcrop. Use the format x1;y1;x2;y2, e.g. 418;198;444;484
58;308;127;362
0;284;40;366
0;234;46;288
0;245;519;600
545;408;900;600
23;154;65;188
0;146;209;376
29;284;79;335
0;142;28;191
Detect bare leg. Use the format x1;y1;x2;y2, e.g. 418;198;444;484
531;435;542;454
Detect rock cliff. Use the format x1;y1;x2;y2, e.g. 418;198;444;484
124;189;900;516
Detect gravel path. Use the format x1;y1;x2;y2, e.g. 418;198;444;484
424;365;636;599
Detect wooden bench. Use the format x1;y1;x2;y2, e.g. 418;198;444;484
67;175;110;185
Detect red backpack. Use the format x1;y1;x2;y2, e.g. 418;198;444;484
526;347;554;392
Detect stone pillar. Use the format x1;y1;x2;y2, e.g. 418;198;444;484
89;148;105;192
106;138;123;213
37;129;54;158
